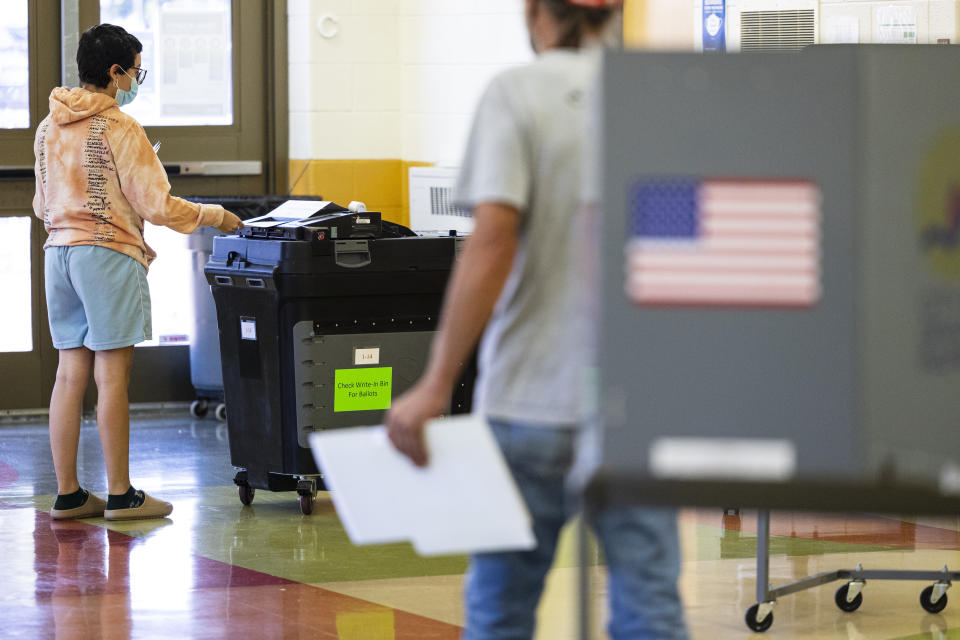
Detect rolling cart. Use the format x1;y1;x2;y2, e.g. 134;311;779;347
745;509;958;631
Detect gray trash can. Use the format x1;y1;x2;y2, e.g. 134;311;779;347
185;195;319;420
187;226;227;420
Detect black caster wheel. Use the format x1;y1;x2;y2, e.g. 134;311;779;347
214;403;227;422
835;583;864;612
298;492;314;515
745;604;773;633
238;484;255;506
190;399;209;418
296;478;317;515
920;585;949;613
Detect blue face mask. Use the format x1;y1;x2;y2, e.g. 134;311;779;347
114;70;138;107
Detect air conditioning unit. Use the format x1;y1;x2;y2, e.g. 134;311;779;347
696;0;819;52
408;166;474;234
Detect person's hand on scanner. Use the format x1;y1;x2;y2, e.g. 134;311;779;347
217;210;243;233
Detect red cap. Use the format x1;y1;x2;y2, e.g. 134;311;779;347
566;0;623;7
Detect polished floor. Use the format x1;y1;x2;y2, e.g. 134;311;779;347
2;412;960;639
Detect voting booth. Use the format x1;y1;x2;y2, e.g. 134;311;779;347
583;46;960;632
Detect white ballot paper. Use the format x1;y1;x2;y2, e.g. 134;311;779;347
309;414;536;556
266;200;334;220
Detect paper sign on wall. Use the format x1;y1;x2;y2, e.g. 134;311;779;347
876;6;918;43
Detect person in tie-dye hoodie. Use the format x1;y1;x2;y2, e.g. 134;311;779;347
33;24;243;522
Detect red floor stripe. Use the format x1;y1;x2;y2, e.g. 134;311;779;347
11;505;462;639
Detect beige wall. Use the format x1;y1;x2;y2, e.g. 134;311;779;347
286;0;958;225
287;0;531;164
632;0;696;50
400;1;532;165
287;0;403;161
286;0;532;225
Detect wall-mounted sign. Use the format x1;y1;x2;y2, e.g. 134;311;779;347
703;0;726;53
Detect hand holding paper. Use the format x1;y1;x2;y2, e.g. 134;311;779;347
384;378;450;467
310;414;535;556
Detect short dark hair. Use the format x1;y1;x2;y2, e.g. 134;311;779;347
77;24;142;89
539;0;615;48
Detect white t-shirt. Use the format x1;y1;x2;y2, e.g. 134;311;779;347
454;48;600;427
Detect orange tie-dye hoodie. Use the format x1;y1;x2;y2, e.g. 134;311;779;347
33;87;227;270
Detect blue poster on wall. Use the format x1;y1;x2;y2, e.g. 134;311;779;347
703;0;726;52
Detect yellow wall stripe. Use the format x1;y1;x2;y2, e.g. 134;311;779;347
289;159;432;228
623;0;647;49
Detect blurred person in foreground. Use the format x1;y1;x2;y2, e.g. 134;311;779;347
34;24;242;521
385;1;687;638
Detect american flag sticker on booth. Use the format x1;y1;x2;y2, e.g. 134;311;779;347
625;177;822;308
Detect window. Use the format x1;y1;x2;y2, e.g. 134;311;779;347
101;0;235;348
0;217;33;352
100;0;233;126
139;224;195;347
0;2;29;129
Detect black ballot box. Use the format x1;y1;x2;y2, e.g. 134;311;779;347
205;204;473;514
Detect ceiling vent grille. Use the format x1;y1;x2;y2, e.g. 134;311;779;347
741;9;816;51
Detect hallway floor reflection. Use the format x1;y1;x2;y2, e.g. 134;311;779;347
2;413;959;639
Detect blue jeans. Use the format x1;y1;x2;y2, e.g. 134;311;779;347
463;420;687;640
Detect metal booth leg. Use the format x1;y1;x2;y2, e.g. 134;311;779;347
745;509;776;632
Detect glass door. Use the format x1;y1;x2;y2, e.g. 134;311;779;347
95;0;281;404
0;217;34;354
0;0;286;410
0;1;60;411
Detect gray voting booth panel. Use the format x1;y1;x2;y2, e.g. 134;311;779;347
589;46;960;513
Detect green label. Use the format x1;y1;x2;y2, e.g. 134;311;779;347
334;367;392;412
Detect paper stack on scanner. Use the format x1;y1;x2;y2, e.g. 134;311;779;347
309;414;536;556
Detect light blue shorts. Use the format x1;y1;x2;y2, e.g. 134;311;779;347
45;245;152;351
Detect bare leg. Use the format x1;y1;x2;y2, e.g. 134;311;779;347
49;347;94;495
93;347;135;495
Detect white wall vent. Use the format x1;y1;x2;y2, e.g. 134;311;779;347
741;9;817;50
409;166;474;234
429;186;471;219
